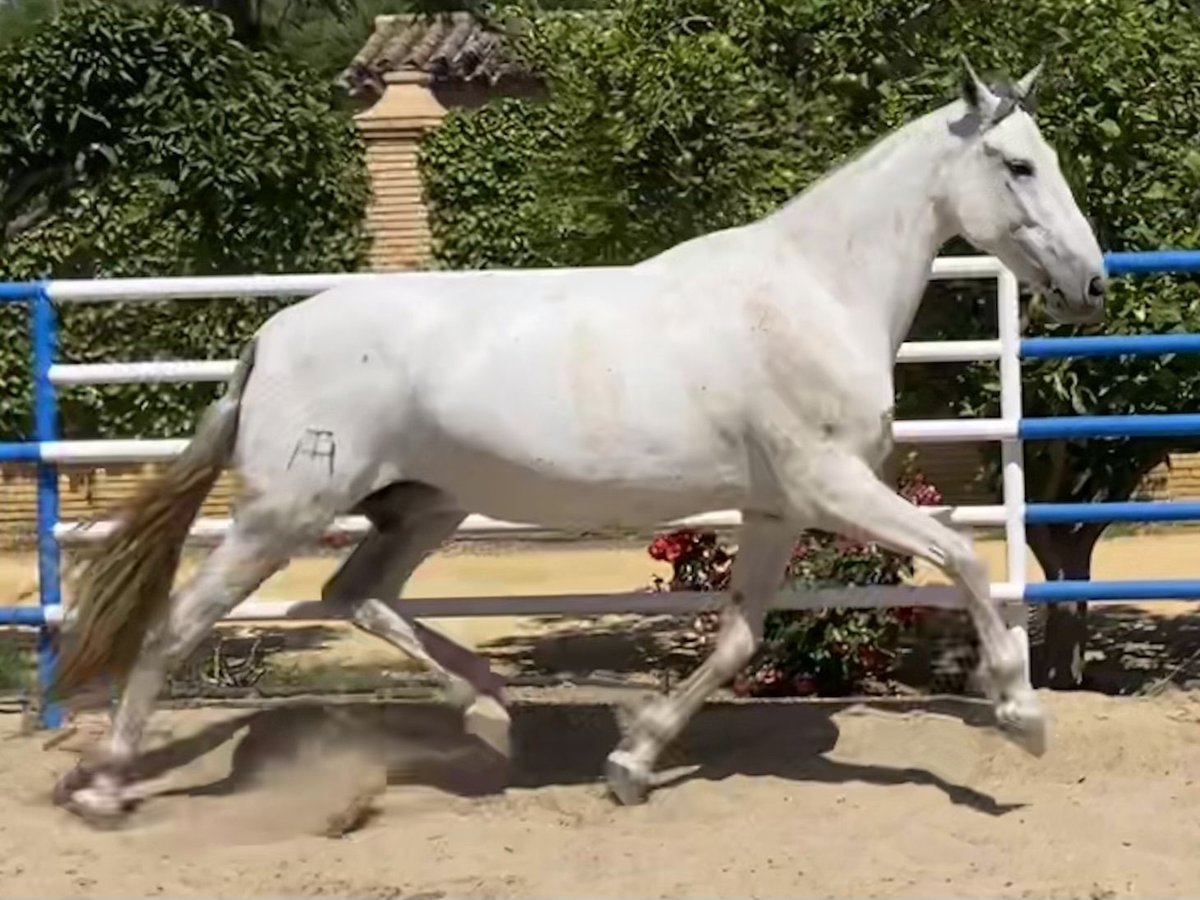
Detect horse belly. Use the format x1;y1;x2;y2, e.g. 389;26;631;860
408;340;751;528
412;439;745;529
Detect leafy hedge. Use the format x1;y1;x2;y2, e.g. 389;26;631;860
420;1;802;268
420;100;553;270
0;0;370;441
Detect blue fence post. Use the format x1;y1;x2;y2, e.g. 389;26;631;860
32;286;63;729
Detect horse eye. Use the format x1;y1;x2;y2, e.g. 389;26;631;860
1005;159;1035;178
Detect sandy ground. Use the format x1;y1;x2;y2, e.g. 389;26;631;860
0;689;1199;899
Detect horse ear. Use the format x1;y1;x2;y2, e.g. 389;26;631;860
1013;58;1045;103
959;55;1001;120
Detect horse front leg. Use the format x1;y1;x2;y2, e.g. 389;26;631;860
797;450;1046;755
606;513;794;805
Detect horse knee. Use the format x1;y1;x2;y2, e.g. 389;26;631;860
939;533;988;595
957;555;990;597
348;596;392;633
711;605;760;676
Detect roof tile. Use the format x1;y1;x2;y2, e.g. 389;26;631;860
340;11;526;96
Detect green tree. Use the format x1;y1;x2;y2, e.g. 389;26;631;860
421;0;805;268
0;0;61;48
420;0;1200;688
179;0;428;83
0;0;370;440
177;0;353;46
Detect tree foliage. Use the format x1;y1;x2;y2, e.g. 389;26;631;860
192;0;609;94
0;0;62;48
0;0;370;440
420;1;805;268
177;0;356;48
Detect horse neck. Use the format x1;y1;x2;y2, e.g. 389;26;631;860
767;104;961;355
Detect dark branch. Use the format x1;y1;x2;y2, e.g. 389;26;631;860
0;163;70;219
2;193;55;243
0;163;82;246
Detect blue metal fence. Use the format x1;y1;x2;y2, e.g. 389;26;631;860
0;284;62;726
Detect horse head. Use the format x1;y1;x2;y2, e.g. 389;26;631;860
944;57;1107;324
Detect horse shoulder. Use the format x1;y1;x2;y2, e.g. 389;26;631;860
733;271;894;462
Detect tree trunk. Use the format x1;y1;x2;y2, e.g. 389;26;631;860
1027;525;1098;689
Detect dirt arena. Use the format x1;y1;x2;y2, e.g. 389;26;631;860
0;531;1199;898
2;691;1199;898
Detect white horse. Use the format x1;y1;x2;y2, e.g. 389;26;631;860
51;59;1105;822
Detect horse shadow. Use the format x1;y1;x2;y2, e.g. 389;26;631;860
129;695;1021;817
481;612;703;683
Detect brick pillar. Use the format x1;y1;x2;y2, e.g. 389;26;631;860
354;72;447;271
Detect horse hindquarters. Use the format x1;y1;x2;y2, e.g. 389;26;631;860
53;339;351;823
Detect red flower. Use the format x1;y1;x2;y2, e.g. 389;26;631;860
648;536;672;561
834;538;865;554
899;474;943;507
649;530;698;563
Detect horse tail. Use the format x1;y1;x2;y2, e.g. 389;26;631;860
50;338;259;699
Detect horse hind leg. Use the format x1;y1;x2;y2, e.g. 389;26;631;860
322;482;510;756
55;506;325;822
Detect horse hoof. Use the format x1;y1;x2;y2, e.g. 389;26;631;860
996;691;1048;758
65;788;136;828
52;763;93;809
464;695;512;759
605;750;651;806
443;676;482;712
53;764;137;827
55;785;136;828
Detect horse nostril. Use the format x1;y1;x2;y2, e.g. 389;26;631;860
1087;275;1106;299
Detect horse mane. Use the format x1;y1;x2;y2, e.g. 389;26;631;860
773;99;953;218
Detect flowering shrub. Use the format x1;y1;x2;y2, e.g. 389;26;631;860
649;465;943;697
